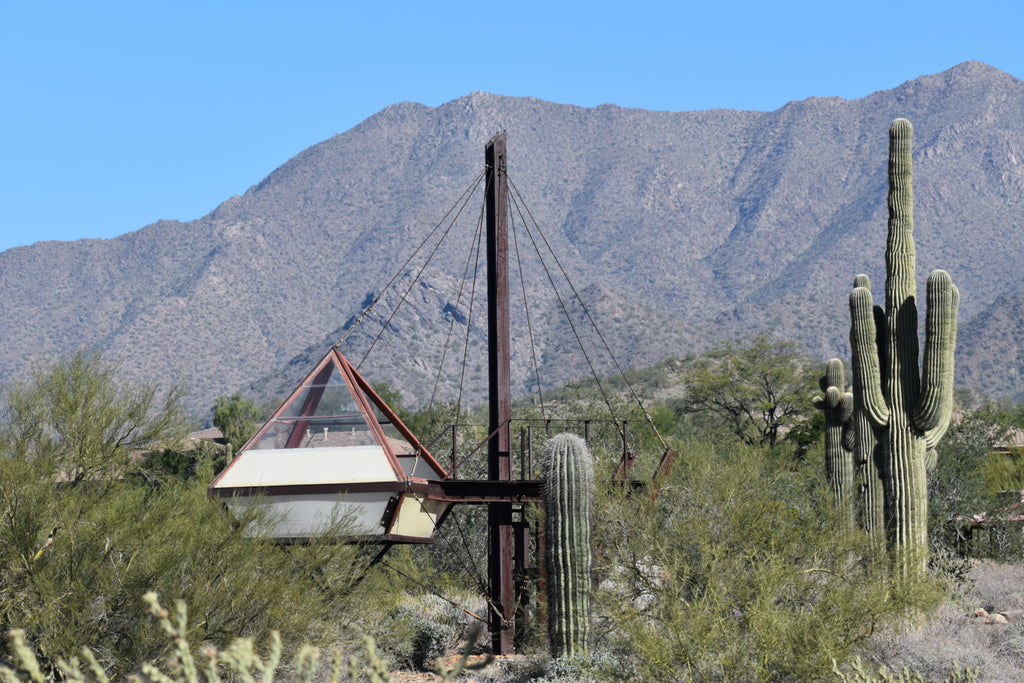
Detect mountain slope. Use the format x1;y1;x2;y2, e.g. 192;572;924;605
0;61;1022;414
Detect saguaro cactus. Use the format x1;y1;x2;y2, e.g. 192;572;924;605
849;118;959;573
814;359;855;512
541;433;594;659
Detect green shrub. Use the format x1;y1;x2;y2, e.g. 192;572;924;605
0;593;494;682
590;437;944;681
380;594;472;671
0;461;389;676
0;352;394;676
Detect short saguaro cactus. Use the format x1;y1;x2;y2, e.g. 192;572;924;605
541;432;594;659
813;359;854;513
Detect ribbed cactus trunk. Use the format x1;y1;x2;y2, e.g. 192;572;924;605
846;279;886;541
814;359;855;513
849;119;959;575
541;433;593;659
851;274;886;541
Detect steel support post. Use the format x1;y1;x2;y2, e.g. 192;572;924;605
485;132;514;654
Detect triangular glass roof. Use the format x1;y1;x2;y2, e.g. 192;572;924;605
212;347;448;489
209;348;451;543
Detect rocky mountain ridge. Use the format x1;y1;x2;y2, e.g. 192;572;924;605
1;61;1021;416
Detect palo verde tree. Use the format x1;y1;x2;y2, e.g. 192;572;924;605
212;393;264;451
680;334;819;450
0;351;387;676
2;349;189;485
592;437;943;681
849;118;959;574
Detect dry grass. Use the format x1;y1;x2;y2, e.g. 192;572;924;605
864;561;1024;682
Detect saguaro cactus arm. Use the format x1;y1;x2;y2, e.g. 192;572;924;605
849;274;886;539
840;391;855;452
813;359;854;422
849;284;890;429
914;269;959;440
840;389;854;423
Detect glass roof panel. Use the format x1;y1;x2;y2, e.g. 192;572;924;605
280;365;363;419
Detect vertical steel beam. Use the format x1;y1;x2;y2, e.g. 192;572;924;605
485;132;515;654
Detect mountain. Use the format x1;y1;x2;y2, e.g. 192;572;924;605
1;61;1022;416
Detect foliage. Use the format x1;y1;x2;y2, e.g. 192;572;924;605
590;437;943;681
370;381;413;421
966;392;1024;431
928;412;1005;566
0;593;494;682
0;461;385;676
374;593;482;672
678;334;820;449
982;446;1024;493
0;348;998;680
211;393;264;451
1;350;189;486
971;397;1024;492
137;441;227;482
0;352;391;676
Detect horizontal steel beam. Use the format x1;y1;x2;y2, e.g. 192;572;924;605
209;478;542;504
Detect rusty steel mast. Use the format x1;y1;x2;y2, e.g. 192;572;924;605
484;132;516;655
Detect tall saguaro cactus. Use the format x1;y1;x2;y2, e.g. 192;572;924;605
849;118;959;573
813;359;855;512
541;433;594;659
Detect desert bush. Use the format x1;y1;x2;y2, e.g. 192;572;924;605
211;393;264;452
1;350;189;486
0;352;394;676
833;657;978;682
376;593;477;671
0;459;389;676
930;411;1024;566
589;437;943;681
677;335;820;450
0;592;494;682
527;651;637;682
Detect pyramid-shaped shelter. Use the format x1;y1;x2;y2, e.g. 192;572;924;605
209;347;452;543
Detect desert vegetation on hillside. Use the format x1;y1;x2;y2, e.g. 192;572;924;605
1;341;1022;681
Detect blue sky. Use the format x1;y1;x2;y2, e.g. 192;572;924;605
1;1;1021;254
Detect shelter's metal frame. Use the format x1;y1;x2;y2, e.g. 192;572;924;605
210;133;669;655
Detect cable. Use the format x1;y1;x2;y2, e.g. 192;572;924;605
355;173;485;370
454;201;486;420
337;169;485;349
429;190;487;410
380;558;488;625
509;174;669;451
509;204;547;420
506;183;622;437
